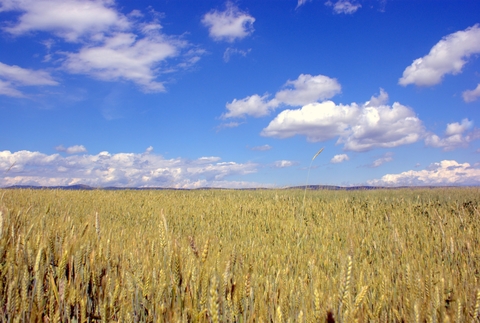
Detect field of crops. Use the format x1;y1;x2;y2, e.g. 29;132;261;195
0;188;479;322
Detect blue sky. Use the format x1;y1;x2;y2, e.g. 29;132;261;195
1;0;480;188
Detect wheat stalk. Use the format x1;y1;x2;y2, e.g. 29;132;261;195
302;147;324;219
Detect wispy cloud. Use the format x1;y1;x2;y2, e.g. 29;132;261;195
0;148;260;188
399;24;480;87
296;0;311;9
0;0;203;93
368;160;480;186
250;144;272;151
55;145;87;154
463;84;480;103
425;119;480;151
202;2;255;43
0;62;58;97
368;152;393;168
223;47;251;62
325;0;362;14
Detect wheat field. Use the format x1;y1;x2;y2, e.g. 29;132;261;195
0;188;479;322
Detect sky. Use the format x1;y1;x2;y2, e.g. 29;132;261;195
1;0;480;188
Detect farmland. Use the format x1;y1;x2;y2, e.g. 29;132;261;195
0;188;479;322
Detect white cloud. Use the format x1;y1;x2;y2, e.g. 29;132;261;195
325;0;362;14
399;24;480;87
0;62;58;97
223;47;251;62
261;100;359;141
463;84;480;103
250;144;272;151
365;88;388;107
223;74;341;119
330;154;349;163
223;94;274;118
55;145;87;154
62;32;184;92
1;0;129;41
262;90;424;152
370;152;393;168
425;118;480;151
0;149;260;188
274;74;342;106
273;160;296;168
1;0;202;92
296;0;311;9
368;160;480;186
202;2;255;42
340;103;424;151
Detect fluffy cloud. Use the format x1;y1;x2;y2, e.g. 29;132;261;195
325;0;361;14
1;0;202;92
273;160;297;168
0;0;129;41
399;24;480;87
55;145;87;154
425;118;480;151
261;100;358;141
223;94;274;118
222;74;341;119
274;74;342;106
202;2;255;42
368;160;480;186
463;84;480;103
330;154;349;163
0;62;58;97
0;149;259;188
262;90;425;152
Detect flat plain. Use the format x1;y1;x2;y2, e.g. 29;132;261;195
0;188;479;322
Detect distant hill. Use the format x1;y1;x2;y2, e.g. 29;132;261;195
3;184;460;191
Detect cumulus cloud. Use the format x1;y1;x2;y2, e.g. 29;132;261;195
262;90;425;152
55;145;87;154
330;154;349;163
202;2;255;42
222;74;341;119
0;0;130;41
273;160;297;168
1;0;202;92
274;74;342;106
463;84;480;103
399;24;480;87
325;0;362;14
425;118;480;151
0;148;259;188
250;144;272;151
368;160;480;186
223;94;274;119
0;62;58;97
